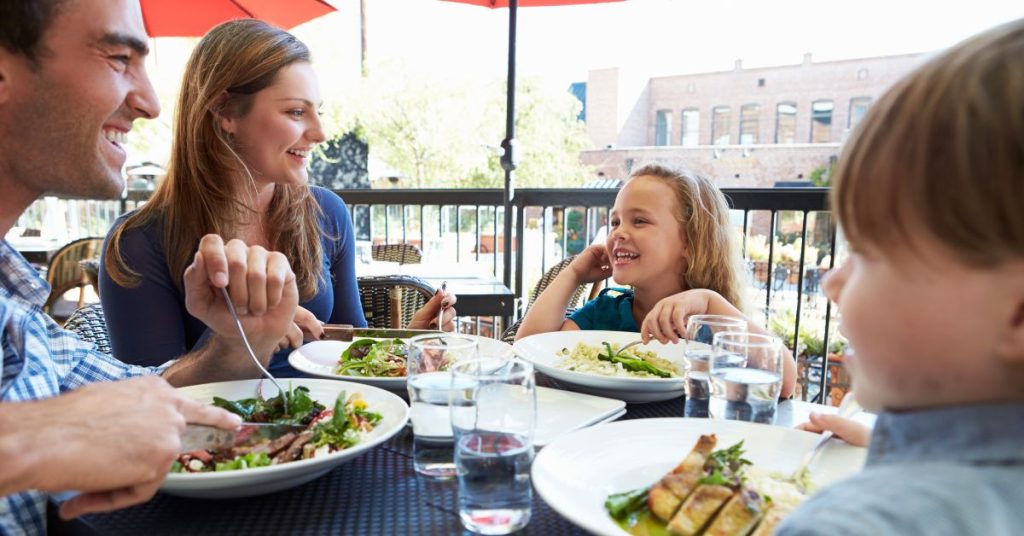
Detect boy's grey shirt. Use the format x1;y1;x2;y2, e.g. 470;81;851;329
778;403;1024;535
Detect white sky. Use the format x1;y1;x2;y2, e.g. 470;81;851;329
278;0;1024;89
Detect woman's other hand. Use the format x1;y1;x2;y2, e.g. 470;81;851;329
408;286;458;331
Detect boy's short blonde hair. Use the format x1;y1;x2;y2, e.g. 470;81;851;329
833;18;1024;266
628;164;747;313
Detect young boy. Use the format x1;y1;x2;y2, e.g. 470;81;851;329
778;18;1024;535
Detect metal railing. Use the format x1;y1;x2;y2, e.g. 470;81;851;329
16;186;841;402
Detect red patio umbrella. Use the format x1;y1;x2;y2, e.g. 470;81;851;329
441;0;623;291
140;0;336;37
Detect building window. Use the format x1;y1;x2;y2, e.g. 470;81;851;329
711;106;731;145
775;103;797;144
849;97;871;131
739;104;760;145
810;100;833;143
655;109;672;146
681;108;700;147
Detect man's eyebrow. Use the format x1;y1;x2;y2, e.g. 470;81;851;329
97;32;149;56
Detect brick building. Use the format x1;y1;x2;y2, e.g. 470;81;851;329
580;53;925;187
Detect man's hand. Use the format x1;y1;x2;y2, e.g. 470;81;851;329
183;235;299;361
1;376;240;518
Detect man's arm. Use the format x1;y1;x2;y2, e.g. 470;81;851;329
0;377;239;517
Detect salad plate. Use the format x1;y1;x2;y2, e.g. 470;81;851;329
288;336;515;393
514;331;689;403
163;378;408;499
532;418;867;536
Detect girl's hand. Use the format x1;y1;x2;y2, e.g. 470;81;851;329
568;244;613;284
640;289;712;344
796;413;871;447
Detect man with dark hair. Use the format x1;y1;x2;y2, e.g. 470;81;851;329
0;1;299;533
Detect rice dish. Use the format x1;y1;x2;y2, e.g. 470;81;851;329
556;342;680;378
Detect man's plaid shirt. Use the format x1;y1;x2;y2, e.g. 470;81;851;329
0;240;161;535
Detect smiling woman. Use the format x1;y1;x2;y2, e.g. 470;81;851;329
99;19;454;377
96;21;352;376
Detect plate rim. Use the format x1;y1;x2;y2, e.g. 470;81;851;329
164;378;409;483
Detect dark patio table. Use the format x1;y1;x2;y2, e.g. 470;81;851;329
55;377;826;536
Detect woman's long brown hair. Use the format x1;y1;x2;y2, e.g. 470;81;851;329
105;19;324;300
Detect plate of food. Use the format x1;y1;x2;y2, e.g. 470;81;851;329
163;378;408;499
532;418;866;536
513;331;689;403
288;336;515;393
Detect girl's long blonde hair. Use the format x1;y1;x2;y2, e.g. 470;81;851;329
629;164;746;313
105;20;324;300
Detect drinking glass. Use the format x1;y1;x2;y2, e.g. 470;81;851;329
450;357;536;535
709;332;784;424
683;315;747;417
407;334;479;479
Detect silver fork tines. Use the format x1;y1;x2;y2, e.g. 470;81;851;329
220;287;287;414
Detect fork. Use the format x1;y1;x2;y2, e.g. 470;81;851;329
220;287;287;414
436;281;448;333
790;393;862;490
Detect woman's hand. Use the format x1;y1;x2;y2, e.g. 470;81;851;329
796;413;871;447
408;286;458;331
568;244;613;284
275;306;323;352
639;289;713;344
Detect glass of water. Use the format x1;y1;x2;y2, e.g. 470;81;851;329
407;334;479;479
450;357;536;535
709;332;784;424
683;315;747;418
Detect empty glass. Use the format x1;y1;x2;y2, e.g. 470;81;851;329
709;332;784;424
683;315;747;417
450;357;536;535
407;334;479;479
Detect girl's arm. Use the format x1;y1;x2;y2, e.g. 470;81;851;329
515;245;612;339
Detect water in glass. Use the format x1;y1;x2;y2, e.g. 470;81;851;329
456;431;533;535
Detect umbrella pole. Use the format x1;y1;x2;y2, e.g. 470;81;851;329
501;0;518;307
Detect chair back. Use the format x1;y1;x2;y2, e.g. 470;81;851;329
63;302;112;355
371;243;422;265
500;256;591;343
44;237;103;313
357;275;435;328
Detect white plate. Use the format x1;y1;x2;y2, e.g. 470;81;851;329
532;418;867;536
162;379;409;499
535;387;626;447
514;331;689;403
288;336;515;393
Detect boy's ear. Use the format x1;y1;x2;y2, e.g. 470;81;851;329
0;49;13;105
996;298;1024;365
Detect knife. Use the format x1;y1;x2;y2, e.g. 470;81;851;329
180;423;307;453
317;324;442;342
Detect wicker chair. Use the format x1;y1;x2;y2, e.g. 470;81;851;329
43;237;103;314
63;302;112;355
357;275;435;329
500;256;596;343
371;243;422;265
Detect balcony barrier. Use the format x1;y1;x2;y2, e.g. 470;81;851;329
16;187;841;403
